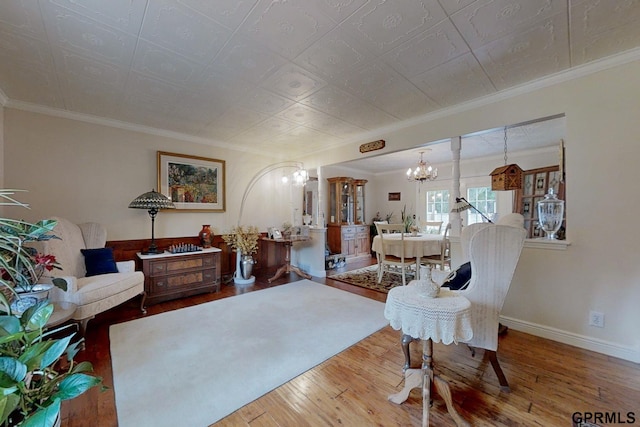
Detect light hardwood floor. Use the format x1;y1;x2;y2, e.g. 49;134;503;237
61;258;640;426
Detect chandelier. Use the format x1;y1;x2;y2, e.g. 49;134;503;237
281;167;309;186
406;151;437;182
292;168;308;186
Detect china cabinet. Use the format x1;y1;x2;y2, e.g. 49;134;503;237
327;177;370;261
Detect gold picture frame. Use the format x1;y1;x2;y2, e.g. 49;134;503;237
157;151;225;212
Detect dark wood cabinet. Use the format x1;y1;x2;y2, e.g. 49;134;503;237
138;248;221;305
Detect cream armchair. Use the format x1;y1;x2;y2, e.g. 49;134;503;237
37;217;146;335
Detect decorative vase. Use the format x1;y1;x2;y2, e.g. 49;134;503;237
417;265;440;298
239;254;254;280
537;188;564;240
199;225;212;248
10;283;53;315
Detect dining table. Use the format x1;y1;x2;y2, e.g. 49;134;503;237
371;233;444;278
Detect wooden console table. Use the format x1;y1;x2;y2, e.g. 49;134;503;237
262;236;312;283
137;248;221;305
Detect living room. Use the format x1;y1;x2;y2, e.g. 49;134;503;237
1;1;640;425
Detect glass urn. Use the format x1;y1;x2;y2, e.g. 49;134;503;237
537;188;564;239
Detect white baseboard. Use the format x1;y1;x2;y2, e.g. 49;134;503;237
500;315;640;364
308;268;326;278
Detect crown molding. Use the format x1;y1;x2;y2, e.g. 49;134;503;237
3;99;275;157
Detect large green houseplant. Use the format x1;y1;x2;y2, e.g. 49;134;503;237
0;190;103;426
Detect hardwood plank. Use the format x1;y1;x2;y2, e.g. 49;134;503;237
60;255;640;426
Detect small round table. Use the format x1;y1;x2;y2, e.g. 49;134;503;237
384;283;473;427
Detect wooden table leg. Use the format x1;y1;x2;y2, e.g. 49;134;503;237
423;339;470;427
268;241;312;283
390;338;469;427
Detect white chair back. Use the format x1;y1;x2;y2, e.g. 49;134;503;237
459;224;526;351
420;220;443;234
460;223;491;263
496;213;525;229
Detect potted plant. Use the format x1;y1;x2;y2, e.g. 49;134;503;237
1;222;68;316
222;225;260;280
0;189;103;426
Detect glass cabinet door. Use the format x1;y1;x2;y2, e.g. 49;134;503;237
354;180;367;224
329;181;337;224
340;180;352;224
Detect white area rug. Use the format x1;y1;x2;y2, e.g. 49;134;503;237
110;280;387;427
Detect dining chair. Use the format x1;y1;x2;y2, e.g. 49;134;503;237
419;220;443;234
420;223;451;270
375;223;417;287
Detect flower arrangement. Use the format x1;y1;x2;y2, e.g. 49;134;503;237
401;205;415;233
222;225;260;255
10;250;63;293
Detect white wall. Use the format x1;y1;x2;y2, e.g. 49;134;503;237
302;58;640;362
3;109;297;239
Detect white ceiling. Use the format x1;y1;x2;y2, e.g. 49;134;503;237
0;0;639;162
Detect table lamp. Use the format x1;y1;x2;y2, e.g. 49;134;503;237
451;197;493;223
129;189;176;254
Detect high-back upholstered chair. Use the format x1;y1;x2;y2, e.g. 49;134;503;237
496;213;525;229
375;223;417;287
37;217;146;335
401;223;526;391
458;223;526;390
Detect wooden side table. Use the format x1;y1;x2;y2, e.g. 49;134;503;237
262;236;312;283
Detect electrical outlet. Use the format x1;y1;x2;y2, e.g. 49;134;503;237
589;311;604;328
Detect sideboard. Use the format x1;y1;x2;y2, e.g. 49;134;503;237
137;248;221;305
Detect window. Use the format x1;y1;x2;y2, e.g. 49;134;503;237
466;187;496;225
425;190;450;224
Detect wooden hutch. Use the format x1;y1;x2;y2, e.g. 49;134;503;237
326;177;370;261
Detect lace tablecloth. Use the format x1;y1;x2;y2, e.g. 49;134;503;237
384;284;473;345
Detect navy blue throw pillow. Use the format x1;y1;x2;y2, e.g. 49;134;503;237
443;262;471;290
81;247;118;277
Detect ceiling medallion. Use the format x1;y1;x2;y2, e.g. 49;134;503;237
359;139;385;153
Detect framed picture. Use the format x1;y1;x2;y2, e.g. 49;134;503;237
269;227;282;239
158;151;225;212
388;192;401;201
